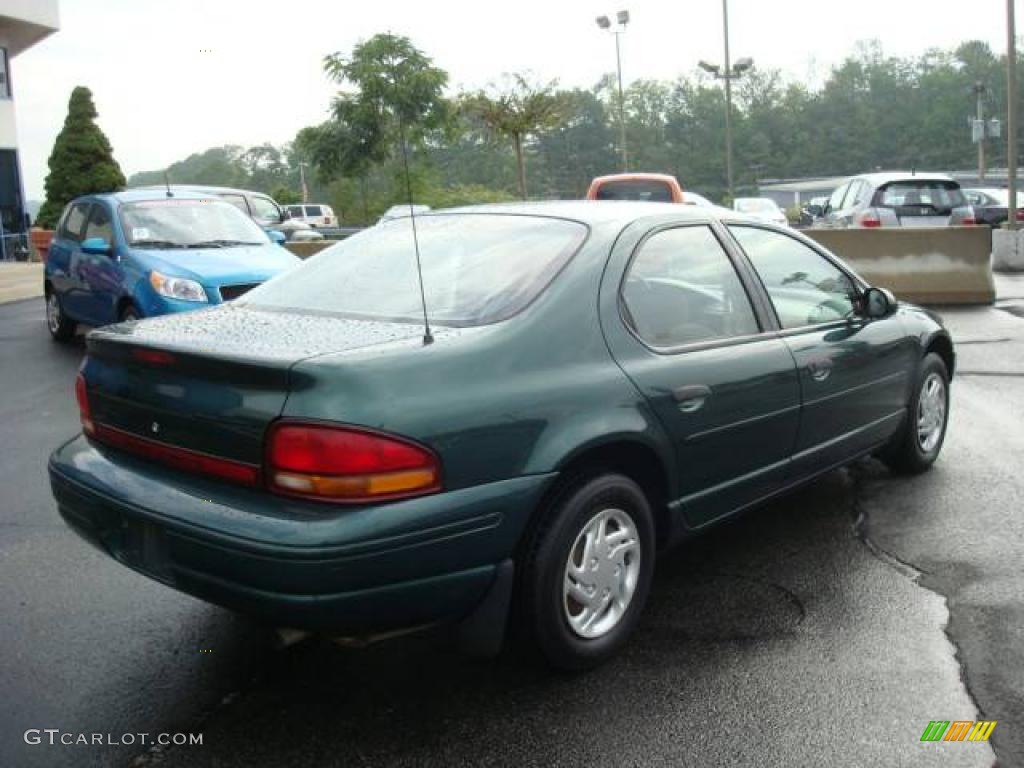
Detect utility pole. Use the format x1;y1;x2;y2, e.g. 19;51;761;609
1008;0;1018;230
722;0;734;201
973;82;987;181
299;162;309;204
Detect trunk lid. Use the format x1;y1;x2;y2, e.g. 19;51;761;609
82;304;437;469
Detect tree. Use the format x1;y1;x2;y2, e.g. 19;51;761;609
313;34;450;183
464;74;567;199
36;87;126;228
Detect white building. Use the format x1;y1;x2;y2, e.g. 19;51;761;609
0;0;59;240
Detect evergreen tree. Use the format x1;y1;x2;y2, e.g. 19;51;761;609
36;87;126;228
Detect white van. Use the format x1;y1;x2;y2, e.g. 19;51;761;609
285;204;337;228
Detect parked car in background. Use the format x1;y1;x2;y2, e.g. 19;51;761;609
733;197;789;226
963;188;1024;228
798;195;829;227
285;204;338;228
53;201;953;670
586;173;685;203
819;172;975;228
43;190;300;340
141;185;324;241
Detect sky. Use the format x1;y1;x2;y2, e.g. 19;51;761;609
13;0;1016;200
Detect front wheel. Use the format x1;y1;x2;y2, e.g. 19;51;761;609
879;353;950;474
45;291;76;342
521;473;655;670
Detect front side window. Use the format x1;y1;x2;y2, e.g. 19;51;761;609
83;203;113;243
221;194;250;215
287;205;304;218
60;203;91;242
243;214;587;327
249;195;282;222
621;226;759;348
118;199;268;249
730;226;858;329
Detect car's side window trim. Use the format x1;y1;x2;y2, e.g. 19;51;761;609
725;223;868;335
616;221;775;356
60;201;93;243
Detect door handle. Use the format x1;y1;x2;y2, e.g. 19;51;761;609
807;358;832;382
672;384;712;413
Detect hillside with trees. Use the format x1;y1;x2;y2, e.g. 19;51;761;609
128;37;1016;225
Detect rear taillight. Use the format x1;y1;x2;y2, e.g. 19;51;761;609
857;210;882;228
75;372;95;436
265;422;441;502
1016;210;1024;221
962;216;978;225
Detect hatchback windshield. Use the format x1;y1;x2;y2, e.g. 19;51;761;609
119;199;269;248
242;214;587;327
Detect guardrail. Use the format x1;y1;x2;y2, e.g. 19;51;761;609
805;226;995;305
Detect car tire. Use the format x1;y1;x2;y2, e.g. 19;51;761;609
879;353;950;474
520;473;655;671
46;291;76;342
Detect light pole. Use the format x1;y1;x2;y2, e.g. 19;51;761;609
596;10;630;172
1007;0;1018;230
699;0;752;202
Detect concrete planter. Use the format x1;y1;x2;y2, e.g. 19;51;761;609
992;228;1024;273
28;228;54;264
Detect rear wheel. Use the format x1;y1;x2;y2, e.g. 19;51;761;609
879;353;949;474
521;473;655;670
45;291;76;342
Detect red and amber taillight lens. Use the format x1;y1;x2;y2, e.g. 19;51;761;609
75;372;95;437
265;422;441;502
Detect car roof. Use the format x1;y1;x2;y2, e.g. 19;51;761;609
590;173;680;185
88;188;227;204
429;200;743;227
850;171;956;187
135;184;277;198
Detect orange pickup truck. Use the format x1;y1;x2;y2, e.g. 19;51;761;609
585;173;686;203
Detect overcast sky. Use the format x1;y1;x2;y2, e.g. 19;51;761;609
13;0;1015;200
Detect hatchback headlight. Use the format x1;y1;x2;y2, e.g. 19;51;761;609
149;271;208;302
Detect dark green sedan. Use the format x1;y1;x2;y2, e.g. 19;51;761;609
49;202;954;669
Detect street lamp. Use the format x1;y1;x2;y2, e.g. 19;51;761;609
596;10;630;171
699;0;751;201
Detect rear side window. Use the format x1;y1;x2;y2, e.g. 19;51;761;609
873;181;966;213
244;214;587;327
595;180;674;202
250;196;281;221
59;203;91;242
621;226;759;348
304;205;322;216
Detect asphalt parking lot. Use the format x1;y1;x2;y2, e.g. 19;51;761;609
2;277;1023;768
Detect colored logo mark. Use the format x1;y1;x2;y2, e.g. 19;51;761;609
920;720;997;742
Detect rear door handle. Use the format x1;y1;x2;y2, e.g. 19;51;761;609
672;384;712;413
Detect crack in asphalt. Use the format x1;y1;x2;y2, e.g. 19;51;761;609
848;465;998;766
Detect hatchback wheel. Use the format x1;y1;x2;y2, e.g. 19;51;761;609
879;352;950;474
46;292;76;342
521;473;655;670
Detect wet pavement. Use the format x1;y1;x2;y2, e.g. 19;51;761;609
3;279;1023;767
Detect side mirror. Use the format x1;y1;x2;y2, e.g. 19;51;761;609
267;230;287;245
81;237;112;256
863;286;897;318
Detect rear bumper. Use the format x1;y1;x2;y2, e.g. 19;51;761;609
49;435;553;633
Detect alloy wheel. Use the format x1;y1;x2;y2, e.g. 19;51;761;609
917;372;946;453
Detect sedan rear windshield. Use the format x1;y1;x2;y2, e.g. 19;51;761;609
872;181;966;213
595;180;674;202
241;214;588;327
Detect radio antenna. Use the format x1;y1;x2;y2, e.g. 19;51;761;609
163;170;174;198
396;112;433;346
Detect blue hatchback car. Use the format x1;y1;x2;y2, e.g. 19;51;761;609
44;189;300;341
